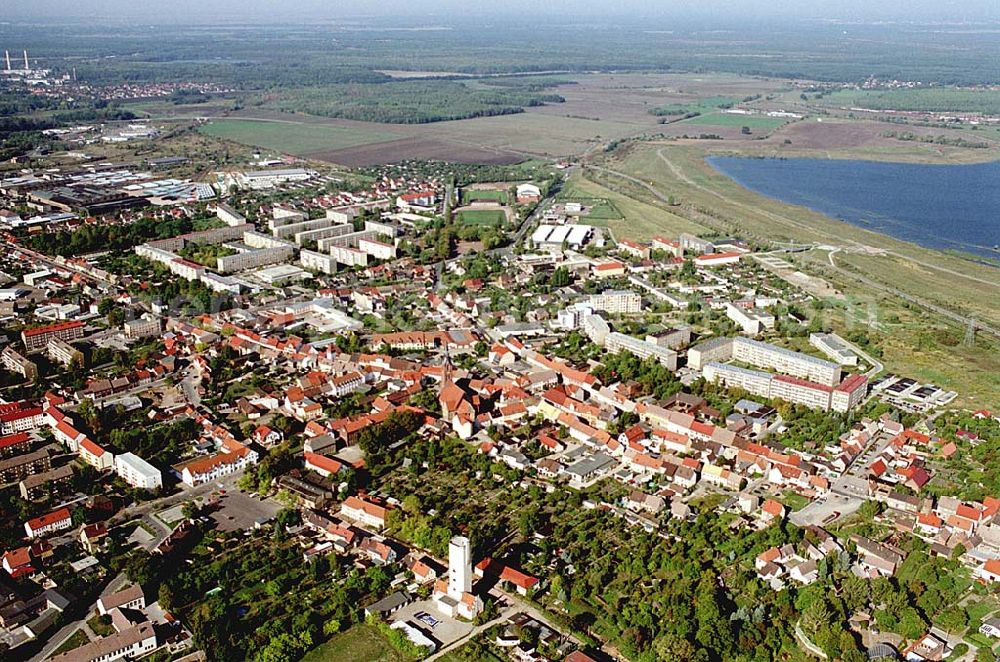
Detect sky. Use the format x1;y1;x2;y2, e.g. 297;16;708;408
6;0;998;23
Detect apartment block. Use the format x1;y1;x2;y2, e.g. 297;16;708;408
810;333;858;366
605;332;678;370
123;316;161;340
114;452;162;490
588;290;642;315
46;338;83;368
300;249;339;275
1;346;38;380
216;246;295;273
22;321;85;352
731;337;841;386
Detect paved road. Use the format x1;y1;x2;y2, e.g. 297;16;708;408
28;573;128;662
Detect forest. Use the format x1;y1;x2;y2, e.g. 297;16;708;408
267;80;565;124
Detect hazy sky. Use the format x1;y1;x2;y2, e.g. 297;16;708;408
7;0;997;22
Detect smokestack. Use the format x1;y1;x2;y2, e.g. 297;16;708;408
4;51;10;72
23;50;29;71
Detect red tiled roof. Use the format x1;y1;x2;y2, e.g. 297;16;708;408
0;432;30;450
25;507;71;531
304;452;342;475
22;321;83;338
500;565;540;590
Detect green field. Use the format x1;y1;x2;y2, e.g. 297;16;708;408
456;209;505;226
199;119;400;156
818;87;1000;115
679;112;787;130
651;96;741;116
301;625;411;662
461;189;507;204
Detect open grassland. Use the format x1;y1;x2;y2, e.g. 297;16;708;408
301;625;411;662
198;119;401;156
679;112;789;130
561;172;704;240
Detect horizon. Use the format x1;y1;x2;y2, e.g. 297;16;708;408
6;0;1000;24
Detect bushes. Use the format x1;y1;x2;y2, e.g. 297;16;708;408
365;615;430;658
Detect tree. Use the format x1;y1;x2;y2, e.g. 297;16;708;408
158;583;175;612
181;500;200;520
653;633;697;661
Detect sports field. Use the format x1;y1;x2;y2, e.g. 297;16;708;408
461;189;507;204
199;119;401;156
456;209;505;226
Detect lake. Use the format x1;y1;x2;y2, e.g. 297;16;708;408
707;156;1000;261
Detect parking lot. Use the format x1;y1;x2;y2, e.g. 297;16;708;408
208;491;283;532
390;599;474;648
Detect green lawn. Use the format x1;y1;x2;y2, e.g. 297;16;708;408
461;189;507;204
87;615;115;637
679;112;787;130
457;209;505;226
301;624;411;662
780;491;811;512
52;629;90;656
198;119;400;156
438;645;506;662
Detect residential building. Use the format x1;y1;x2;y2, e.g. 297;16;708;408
19;465;73;500
0;448;51;483
340;495;389;530
97;584;145;615
604;332;678;370
217;246;295;273
651;236;683;257
831;374;868;413
24;507;72;538
617;240;650;260
588;290;642;314
22;321;85;351
0;432;32;458
679;233;715;254
49;621;156;662
215;203;246;227
176;444;257;486
300;249;338;275
123;316;161;340
809;332;858;366
46;338;83;368
79;438;114;471
1;346;38;380
114;453;162;490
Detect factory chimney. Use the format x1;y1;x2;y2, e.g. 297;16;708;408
4;51;10;72
23;50;29;71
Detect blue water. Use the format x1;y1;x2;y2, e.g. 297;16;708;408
707;156;1000;262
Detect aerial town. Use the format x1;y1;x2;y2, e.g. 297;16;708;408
0;139;995;662
1;5;1000;662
